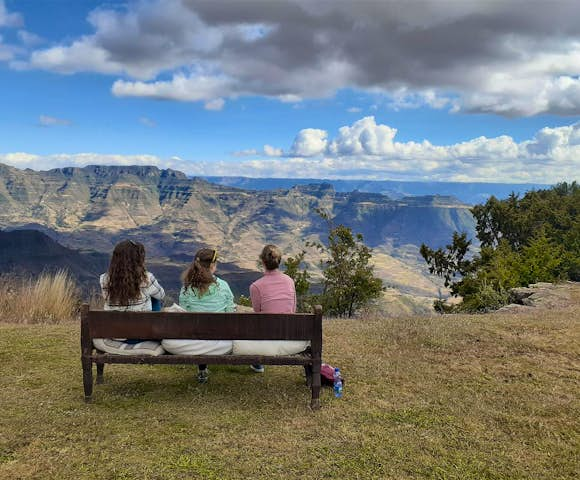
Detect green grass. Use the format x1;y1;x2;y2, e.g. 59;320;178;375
1;298;579;479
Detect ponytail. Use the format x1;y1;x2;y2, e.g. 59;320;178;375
182;248;217;296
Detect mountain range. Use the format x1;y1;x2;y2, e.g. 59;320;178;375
204;176;549;205
0;162;478;310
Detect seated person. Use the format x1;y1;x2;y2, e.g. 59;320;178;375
161;248;234;383
247;244;297;372
95;240;165;355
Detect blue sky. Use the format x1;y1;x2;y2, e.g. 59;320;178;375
0;0;579;183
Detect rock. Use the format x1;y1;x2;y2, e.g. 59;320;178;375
507;282;577;311
529;282;554;289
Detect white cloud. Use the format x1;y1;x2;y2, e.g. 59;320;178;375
347;107;362;113
233;145;283;157
328;117;397;156
112;74;232;103
0;152;166;171
2;119;579;184
0;35;14;61
17;0;580;116
38;115;71;127
0;1;22;28
215;117;580;183
291;129;328;156
204;98;225;111
263;145;283;157
17;30;43;47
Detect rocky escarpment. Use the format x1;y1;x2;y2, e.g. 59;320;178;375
0;163;476;255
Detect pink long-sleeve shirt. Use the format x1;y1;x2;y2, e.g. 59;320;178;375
249;269;296;313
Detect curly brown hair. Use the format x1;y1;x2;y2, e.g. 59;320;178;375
105;240;147;306
182;248;218;296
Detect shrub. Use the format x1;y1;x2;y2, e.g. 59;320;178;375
0;270;80;324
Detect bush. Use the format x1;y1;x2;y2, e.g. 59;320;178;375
0;270;80;324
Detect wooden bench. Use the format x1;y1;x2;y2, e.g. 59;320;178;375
80;304;323;409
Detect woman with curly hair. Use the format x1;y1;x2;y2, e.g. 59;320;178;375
162;248;234;383
94;240;165;355
100;240;165;311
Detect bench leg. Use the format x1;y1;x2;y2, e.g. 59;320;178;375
82;357;93;401
96;362;104;384
304;364;313;387
310;360;321;410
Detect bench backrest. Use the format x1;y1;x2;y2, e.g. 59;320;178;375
81;305;323;352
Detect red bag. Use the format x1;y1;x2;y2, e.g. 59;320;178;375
320;363;345;386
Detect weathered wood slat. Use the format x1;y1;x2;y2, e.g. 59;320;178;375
88;311;317;340
90;353;311;365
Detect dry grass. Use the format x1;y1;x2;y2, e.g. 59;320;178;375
0;270;80;324
0;284;578;479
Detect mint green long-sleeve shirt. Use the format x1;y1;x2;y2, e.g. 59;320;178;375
178;277;235;312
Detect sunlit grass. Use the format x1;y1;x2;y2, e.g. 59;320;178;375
0;285;578;479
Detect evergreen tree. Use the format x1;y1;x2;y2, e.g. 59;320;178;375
318;224;384;318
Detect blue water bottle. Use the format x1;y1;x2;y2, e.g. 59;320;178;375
333;367;343;398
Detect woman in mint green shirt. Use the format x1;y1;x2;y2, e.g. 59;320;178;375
179;277;235;313
161;248;235;383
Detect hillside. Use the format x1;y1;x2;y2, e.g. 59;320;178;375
0;163;475;252
0;163;476;302
0;229;109;290
0;229;260;299
0;286;578;479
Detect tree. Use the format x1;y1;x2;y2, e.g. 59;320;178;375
318;224;384;318
420;232;472;293
283;250;311;312
421;182;580;313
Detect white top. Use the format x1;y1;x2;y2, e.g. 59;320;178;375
100;271;165;311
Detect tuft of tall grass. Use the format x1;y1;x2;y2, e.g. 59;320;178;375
0;270;80;324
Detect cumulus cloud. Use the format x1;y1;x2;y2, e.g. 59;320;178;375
291;129;328;156
212;117;580;183
38;115;72;127
2;118;579;183
16;0;580;116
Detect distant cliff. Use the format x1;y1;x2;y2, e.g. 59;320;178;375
0;163;476;302
0;162;475;254
204;175;549;205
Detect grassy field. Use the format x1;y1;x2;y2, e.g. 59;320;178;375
1;296;578;479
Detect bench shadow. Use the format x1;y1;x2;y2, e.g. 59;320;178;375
89;364;313;407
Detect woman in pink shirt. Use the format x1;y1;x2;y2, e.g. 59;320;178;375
249;244;296;372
